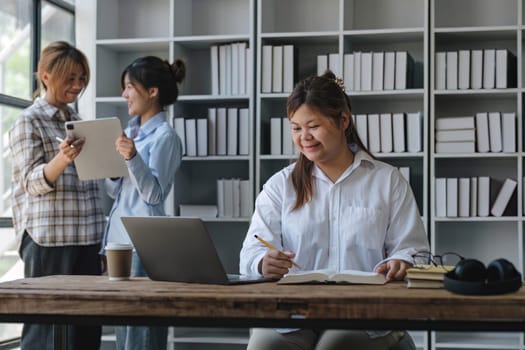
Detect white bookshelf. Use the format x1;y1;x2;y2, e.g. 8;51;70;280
77;0;525;349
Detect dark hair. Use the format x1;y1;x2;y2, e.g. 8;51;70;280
35;41;90;99
121;56;186;108
286;70;371;210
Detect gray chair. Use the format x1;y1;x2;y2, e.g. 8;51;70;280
390;332;416;350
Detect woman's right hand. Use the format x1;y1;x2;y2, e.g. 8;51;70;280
259;250;296;279
58;136;85;163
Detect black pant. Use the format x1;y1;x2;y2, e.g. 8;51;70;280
19;232;102;350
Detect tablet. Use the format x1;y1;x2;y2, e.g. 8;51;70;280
65;117;128;180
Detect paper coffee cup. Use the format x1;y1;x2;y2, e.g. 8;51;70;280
105;242;133;281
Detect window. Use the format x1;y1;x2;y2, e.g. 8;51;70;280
0;0;75;345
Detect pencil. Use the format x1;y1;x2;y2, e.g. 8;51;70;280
254;234;300;268
55;136;75;148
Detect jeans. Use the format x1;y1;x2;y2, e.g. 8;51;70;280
115;252;168;350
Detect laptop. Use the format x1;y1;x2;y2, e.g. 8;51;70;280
121;216;272;285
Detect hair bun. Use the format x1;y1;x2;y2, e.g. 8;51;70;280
171;59;186;84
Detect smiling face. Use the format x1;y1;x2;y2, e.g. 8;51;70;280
121;73;158;120
42;63;86;107
290;104;350;167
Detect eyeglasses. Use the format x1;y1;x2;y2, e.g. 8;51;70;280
412;251;464;271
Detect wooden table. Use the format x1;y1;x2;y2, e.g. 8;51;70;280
0;275;524;349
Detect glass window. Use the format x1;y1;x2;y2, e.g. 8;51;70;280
1;104;21;217
0;0;32;101
42;1;74;48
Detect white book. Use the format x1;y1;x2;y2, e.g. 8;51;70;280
483;49;496;89
458;178;470;217
435;129;476;142
435;178;447;217
223;179;234;217
360;52;373;91
240;179;252;218
435;52;446;90
470;177;478;217
477;176;490;217
383;52;395;90
173;117;186;156
231;43;239;95
238;42;247;95
317;54;328;76
272;45;283;93
185;118;197;156
372;52;384;91
399;167;410;184
261;45;273;93
196;118;208;156
207;108;217;156
219;45;227;95
446;178;458;217
238;108;249;155
270;117;282;155
216;108;227;155
446;51;458;90
283;45;294;93
353;52;361;91
471;49;483;89
392;112;405;153
496;49;516;89
475;112;490;153
435;141;475;153
458;50;470;90
355;114;368;148
490;178;517;217
380;113;392;153
282;118;294;155
232;178;241;217
227;108;238;155
488;111;502;152
367;113;381;153
245;47;251;94
502;112;516;153
435;116;475;130
225;44;232;95
210;45;219;95
328;53;340;77
217;179;225;217
395;51;411;90
179;204;218;218
406;112;422;153
343;53;354;92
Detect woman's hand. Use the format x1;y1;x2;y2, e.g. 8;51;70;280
259;250;296;279
375;259;412;281
115;133;137;160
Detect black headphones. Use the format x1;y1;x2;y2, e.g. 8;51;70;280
444;258;522;295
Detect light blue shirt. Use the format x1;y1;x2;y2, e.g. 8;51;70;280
102;112;182;248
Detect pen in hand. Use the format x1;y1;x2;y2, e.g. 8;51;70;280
55;136;75;149
254;234;300;268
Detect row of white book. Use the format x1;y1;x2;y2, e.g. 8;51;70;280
435;177;516;218
210;42;251;96
261;45;295;93
317;51;414;92
435;49;516;90
351;112;423;154
435;113;515;154
173;108;249;157
179;178;253;218
269;117;297;156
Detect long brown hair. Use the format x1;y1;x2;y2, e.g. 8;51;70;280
34;41;90;100
286;70;371;210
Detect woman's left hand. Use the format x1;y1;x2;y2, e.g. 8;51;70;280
116;133;137;160
375;259;412;281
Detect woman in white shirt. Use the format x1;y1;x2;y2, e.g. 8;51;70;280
239;71;429;350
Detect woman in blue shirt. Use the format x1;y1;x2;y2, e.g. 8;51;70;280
103;56;185;350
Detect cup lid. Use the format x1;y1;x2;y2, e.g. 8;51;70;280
105;242;133;250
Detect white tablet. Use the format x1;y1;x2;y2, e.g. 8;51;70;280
65;117;128;180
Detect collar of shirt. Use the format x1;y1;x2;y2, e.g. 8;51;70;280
311;149;376;185
127;112;167;140
35;97;77;122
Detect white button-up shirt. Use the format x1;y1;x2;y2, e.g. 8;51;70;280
240;150;429;276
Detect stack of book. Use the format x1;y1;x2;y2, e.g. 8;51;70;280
405;265;451;289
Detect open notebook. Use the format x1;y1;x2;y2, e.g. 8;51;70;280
121;216;271;285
